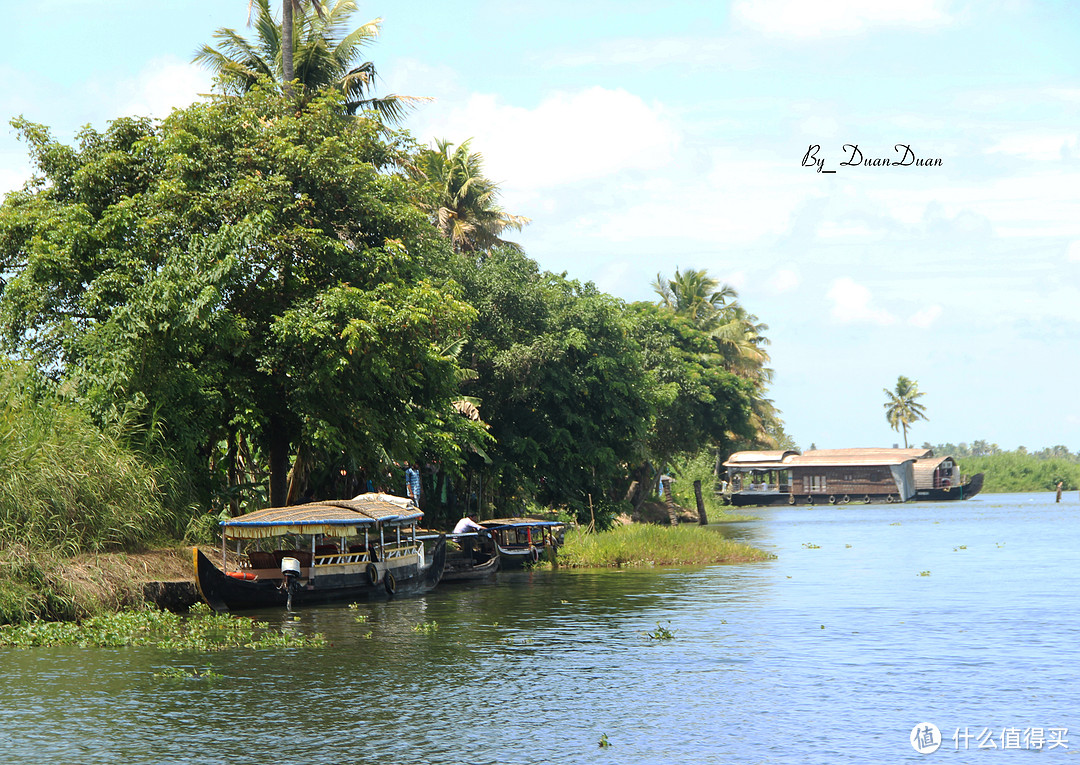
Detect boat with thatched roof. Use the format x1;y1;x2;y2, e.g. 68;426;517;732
193;493;445;611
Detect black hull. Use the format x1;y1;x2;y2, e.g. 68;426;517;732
193;538;446;612
442;551;500;583
914;472;984;501
729;492;908;507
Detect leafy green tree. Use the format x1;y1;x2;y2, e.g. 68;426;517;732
195;0;415;122
408;139;530;254
441;248;650;524
883;375;928;448
652;268;781;448
0;88;478;510
629;303;754;464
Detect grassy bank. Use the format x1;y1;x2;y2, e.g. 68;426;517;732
0;365;195;624
556;524;775;568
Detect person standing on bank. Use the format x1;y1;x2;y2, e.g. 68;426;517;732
405;463;421;505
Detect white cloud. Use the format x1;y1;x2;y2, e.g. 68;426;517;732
1067;241;1080;261
770;269;800;294
908;304;943;328
733;0;953;38
413;87;680;191
827;277;896;324
987;133;1080;161
112;57;213;120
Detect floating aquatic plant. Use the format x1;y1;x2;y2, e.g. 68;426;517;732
647;621;676;640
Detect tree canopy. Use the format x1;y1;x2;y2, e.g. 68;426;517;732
0;87;479;508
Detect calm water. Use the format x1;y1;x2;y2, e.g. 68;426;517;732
3;492;1080;764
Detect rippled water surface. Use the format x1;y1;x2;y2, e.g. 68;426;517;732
4;492;1080;763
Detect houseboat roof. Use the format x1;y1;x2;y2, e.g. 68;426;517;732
912;455;958;488
724;447;931;470
221;494;422;539
723;450;799;467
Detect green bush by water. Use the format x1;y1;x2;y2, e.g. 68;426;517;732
557;523;774;568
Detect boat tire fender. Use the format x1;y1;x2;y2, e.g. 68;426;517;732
807;495;814;505
530;547;540;563
366;563;379;586
886;495;894;503
788;494;795;505
828;495;836;504
384;570;397;595
842;495;850;504
863;495;871;504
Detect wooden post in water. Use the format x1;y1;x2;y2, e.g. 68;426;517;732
694;480;708;525
1057;482;1063;503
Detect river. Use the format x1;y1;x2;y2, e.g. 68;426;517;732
3;492;1079;763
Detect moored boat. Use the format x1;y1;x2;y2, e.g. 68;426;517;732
479;518;566;568
193;493;445;612
723;448;983;506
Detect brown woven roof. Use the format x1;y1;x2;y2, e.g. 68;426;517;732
221;494;421;539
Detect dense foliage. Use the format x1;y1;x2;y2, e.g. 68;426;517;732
0;25;776;532
0;88;481;510
952;453;1080;493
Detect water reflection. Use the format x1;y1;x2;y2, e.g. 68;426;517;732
3;493;1080;763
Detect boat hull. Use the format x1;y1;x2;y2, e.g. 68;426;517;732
728;492;908;507
914;472;984;501
442;550;500;582
193;538;446;612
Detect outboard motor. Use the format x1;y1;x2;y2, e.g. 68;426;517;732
280;556;301;610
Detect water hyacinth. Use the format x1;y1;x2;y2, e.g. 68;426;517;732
0;603;326;650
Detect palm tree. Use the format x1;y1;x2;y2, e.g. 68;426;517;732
408;139;530;254
651;268;737;330
195;0;418;123
883;375;928;448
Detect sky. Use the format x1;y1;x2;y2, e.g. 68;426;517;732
4;0;1080;453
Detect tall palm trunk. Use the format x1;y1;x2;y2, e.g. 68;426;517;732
282;1;295;96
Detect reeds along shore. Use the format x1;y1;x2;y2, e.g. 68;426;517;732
555;524;774;568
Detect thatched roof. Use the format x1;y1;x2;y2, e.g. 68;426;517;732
221;494;421;539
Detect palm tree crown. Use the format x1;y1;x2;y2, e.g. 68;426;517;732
408;139;530;254
883;375;928;448
194;0;418;123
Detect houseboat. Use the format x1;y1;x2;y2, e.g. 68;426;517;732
722;448;982;506
193;493;446;612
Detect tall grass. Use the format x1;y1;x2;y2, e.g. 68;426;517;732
557;524;774;568
0;365;178;555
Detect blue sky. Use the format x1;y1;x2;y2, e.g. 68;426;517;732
4;0;1080;452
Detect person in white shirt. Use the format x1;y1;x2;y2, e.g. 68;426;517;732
452;514;484;556
453;515;483;534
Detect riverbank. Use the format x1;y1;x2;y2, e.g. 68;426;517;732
0;544;192;625
1;519;774;624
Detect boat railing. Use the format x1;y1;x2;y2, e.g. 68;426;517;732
314;549;371;567
380;543;420;560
